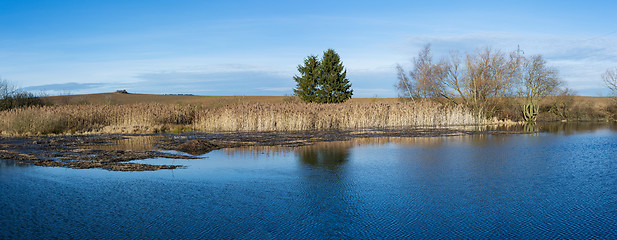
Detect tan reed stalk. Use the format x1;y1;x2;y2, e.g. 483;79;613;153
0;101;484;136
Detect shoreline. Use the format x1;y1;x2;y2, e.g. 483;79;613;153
0;127;526;171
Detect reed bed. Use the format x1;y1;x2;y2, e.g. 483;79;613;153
195;102;482;131
0;101;484;136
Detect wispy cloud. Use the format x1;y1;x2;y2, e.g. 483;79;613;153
22;82;104;92
133;70;294;96
401;31;617;58
256;87;294;92
353;88;396;98
3;1;616;97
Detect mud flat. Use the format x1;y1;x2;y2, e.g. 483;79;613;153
0;127;521;171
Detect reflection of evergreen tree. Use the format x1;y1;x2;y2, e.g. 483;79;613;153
298;146;350;171
296;144;355;231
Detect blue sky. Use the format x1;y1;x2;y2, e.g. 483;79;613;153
1;0;616;97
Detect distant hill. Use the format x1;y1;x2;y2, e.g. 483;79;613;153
42;92;399;106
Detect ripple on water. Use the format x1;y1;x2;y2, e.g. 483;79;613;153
3;126;617;238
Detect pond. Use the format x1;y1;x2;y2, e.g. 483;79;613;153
2;123;617;239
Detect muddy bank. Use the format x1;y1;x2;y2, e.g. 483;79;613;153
0;135;197;171
0;127;522;171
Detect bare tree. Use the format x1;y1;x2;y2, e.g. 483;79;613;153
395;44;576;122
517;55;562;121
412;45;448;99
0;79;16;99
519;55;561;101
0;78;45;111
548;88;576;120
396;44;450;102
441;47;522;117
395;64;416;101
603;67;617;98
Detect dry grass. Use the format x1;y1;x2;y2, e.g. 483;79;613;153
537;96;615;121
6;92;612;136
194;102;481;132
0;101;482;136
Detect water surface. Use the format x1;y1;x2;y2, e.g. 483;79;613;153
2;123;617;238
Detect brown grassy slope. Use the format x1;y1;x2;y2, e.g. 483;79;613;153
543;96;611;107
538;96;615;121
44;93;284;106
43;92;615;121
44;92;612;106
43;92;400;106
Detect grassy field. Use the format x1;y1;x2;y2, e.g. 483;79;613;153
43;92;614;108
43;92;400;106
0;92;611;136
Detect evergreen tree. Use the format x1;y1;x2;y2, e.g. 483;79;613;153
316;49;352;103
293;49;353;103
293;55;320;102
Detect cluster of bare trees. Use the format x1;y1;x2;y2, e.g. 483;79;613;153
603;67;617;99
397;44;563;121
0;79;45;111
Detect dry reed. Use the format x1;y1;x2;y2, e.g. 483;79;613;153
0;101;483;136
194;102;482;131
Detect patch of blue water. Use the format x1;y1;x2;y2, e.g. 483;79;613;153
2;127;617;239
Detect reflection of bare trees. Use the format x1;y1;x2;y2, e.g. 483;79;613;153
539;122;617;135
0;160;24;169
485;122;617;135
523;122;539;133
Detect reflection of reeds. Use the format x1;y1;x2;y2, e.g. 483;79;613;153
224;146;296;157
224;136;471;156
0;101;483;135
93;136;158;151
